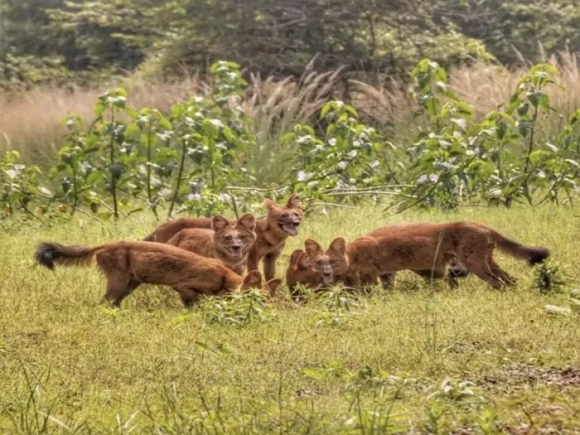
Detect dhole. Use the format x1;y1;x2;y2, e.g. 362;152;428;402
166;214;257;275
285;249;324;297
324;221;550;290
143;194;304;280
304;238;355;288
35;241;281;307
366;222;470;288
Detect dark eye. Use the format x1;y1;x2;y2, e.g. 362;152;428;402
281;213;289;219
224;235;233;241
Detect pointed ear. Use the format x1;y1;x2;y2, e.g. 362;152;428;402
263;278;282;298
329;237;346;255
286;193;302;210
304;239;323;257
289;249;305;266
212;215;229;231
237;213;256;230
263;198;278;212
297;252;312;270
242;270;262;290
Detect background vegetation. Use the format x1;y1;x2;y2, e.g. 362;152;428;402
2;1;580;223
3;0;580;86
1;2;580;433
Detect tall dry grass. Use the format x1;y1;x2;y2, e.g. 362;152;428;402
2;52;580;169
0;77;204;165
243;66;342;185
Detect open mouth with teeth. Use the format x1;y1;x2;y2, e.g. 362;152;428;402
278;221;300;236
226;246;243;259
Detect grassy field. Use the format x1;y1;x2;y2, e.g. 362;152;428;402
1;204;579;434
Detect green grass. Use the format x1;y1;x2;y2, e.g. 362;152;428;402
1;205;579;434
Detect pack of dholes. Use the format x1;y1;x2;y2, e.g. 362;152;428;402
34;193;551;308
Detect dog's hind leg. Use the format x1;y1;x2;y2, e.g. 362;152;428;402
103;274;139;307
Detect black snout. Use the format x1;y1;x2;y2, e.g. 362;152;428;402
231;244;241;251
291;221;300;227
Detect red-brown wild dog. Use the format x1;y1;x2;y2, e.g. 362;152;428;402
304;238;354;288
328;221;550;290
142;194;304;281
285;249;324;297
367;222;470;288
35;241;281;307
166;214;257;275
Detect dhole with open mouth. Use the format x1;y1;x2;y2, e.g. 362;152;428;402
166;214;256;275
142;194;304;281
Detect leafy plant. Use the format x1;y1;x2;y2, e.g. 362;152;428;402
315;286;362;329
534;259;569;295
283;100;383;208
388;59;579;213
473;407;501;435
427;378;483;403
198;290;278;327
422;399;450;435
0;151;51;220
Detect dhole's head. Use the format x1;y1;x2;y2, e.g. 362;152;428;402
286;249;324;291
304;237;348;286
212;214;257;260
264;193;303;237
240;270;282;299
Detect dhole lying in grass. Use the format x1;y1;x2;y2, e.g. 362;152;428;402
143;194;304;281
166;214;257;275
35;241;281;307
366;222;470;288
285;249;324;298
307;221;550;290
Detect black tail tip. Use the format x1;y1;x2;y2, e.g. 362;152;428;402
529;247;551;266
34;242;58;270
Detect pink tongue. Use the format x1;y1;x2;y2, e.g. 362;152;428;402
283;224;299;236
231;251;242;259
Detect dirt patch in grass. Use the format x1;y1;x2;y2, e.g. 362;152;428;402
483;364;580;390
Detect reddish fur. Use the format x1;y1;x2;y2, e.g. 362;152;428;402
328;221;550;290
35;241;280;307
366;222;469;287
166;214;257;275
285;249;324;297
142;194;304;280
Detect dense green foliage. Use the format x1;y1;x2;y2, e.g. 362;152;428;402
1;59;579;223
2;0;580;87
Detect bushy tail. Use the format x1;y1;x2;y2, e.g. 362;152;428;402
35;242;100;270
489;230;550;265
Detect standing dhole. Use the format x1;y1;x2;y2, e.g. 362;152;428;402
143;194;304;280
308;221;550;290
366;222;470;288
166;214;257;275
35;241;281;307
